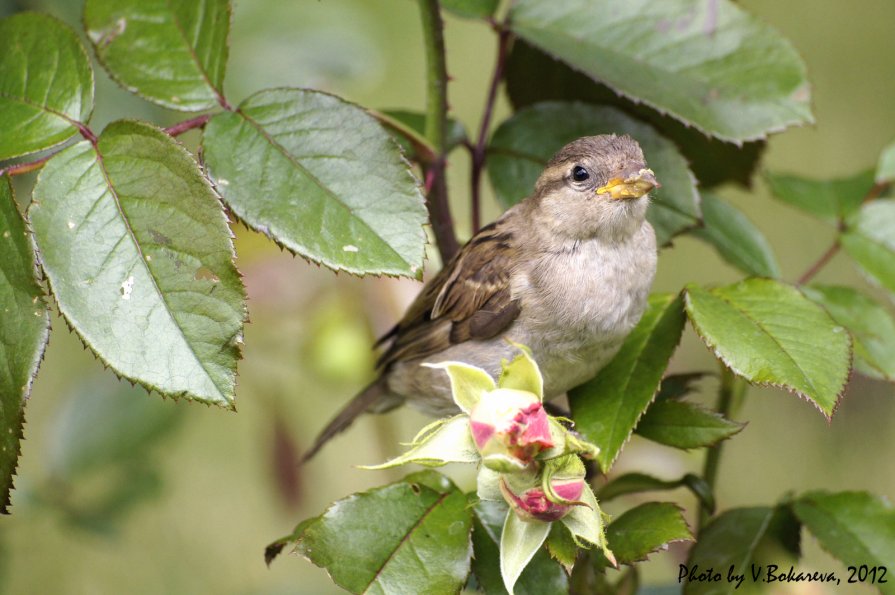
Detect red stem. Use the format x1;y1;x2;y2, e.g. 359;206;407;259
797;242;841;286
164;114;212;137
796;181;890;285
470;27;511;233
0;153;54;177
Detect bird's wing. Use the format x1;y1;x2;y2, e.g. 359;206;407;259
376;220;521;368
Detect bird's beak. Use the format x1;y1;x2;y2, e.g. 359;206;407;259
596;168;659;200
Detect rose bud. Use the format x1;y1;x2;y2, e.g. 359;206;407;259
499;455;588;522
468;388;553;472
499;476;585;522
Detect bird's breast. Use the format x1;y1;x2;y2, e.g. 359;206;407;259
510;223;657;395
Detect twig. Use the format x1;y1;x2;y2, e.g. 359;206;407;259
164;114;212;137
864;180;890;203
470;26;511;233
0;153;55;177
796;181;890;285
417;0;459;262
797;241;840;285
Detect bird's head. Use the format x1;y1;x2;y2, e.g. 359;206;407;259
532;135;657;241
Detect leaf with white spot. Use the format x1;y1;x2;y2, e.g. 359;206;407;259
203;88;428;278
30;120;245;406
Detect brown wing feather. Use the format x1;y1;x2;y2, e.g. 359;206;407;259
376;221;520;369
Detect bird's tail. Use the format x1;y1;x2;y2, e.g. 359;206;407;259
301;378;400;463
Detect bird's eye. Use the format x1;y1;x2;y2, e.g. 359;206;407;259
572;165;590;182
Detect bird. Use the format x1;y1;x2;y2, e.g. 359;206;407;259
303;134;658;461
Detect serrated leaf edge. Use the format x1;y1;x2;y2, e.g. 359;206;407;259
0;12;96;160
204;87;429;280
82;0;230;112
683;283;852;421
0;177;51;513
28;122;247;409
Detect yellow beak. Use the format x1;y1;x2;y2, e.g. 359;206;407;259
596;168;659;200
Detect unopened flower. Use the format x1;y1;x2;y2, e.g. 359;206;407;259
500;476;585;522
469;388;553;472
498;455;588;522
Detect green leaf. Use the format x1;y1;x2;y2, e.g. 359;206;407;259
684;506;797;595
0;178;49;513
598;473;685;502
559;483;612;560
294;471;472;595
545;522;578;573
605;502;692;566
441;0;499;20
635;400;744;450
471;500;569;595
793;490;895;594
84;0;230;111
423;361;495;413
501;511;553;595
360;415;479;469
47;377;182;479
488;102;700;247
841;199;895;296
569;293;686;471
765;170;875;224
508;0;812;143
802;285;895;382
377;109;467;161
598;473;715;514
203;88;428;278
30;120;245;406
0;13;93;160
877;141;895;184
691;193;781;278
504;40;765;189
498;348;544;399
684;279;851;417
655;373;706;402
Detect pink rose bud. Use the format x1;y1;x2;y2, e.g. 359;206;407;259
468;388;554;471
499;477;585;522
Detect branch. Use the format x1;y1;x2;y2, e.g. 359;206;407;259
164;114;212;137
1;114;213;179
417;0;459;262
796;181;890;285
0;153;54;177
470;26;511;233
797;241;840;285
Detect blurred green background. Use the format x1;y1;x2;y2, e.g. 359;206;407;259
1;0;894;593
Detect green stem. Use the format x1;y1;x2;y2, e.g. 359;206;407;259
417;0;459;262
698;365;745;533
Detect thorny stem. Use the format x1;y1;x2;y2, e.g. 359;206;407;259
470;25;511;233
796;181;890;285
699;365;745;534
417;0;459;262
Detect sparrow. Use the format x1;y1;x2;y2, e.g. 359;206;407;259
303;134;658;461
